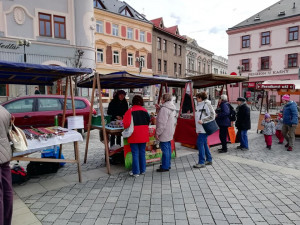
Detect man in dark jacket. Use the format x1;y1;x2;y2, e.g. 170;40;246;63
235;97;251;150
107;90;128;146
216;94;231;153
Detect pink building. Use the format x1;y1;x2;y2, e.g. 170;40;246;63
227;0;300;103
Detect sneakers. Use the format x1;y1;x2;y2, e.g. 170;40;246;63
156;168;169;172
287;146;293;151
193;164;206;168
236;146;242;149
205;161;213;165
240;148;249;151
129;171;139;177
267;145;271;150
140;172;145;175
285;143;289;147
159;165;171;170
218;149;227;153
278;142;283;144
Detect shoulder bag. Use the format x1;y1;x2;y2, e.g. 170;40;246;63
8;118;28;152
122;109;134;138
200;102;219;136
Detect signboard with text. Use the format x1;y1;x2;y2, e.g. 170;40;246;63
257;84;295;90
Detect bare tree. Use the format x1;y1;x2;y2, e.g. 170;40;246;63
72;49;84;96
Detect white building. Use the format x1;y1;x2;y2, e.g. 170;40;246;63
212;55;228;75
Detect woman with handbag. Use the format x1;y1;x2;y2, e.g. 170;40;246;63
194;92;216;168
123;95;150;177
0;105;13;225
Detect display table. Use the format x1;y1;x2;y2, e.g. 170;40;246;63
12;129;83;182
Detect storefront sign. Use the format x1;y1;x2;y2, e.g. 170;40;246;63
246;91;251;98
257;84;295;89
248;69;289;76
242;82;256;88
0;42;20;50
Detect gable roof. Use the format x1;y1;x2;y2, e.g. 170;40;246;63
228;0;300;31
165;26;179;35
151;17;163;27
94;0;151;24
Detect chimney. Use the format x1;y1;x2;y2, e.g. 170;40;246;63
293;2;296;9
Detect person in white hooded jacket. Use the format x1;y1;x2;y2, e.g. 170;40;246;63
194;92;215;168
155;93;176;172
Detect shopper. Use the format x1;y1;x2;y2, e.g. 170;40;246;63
281;94;299;151
123;95;150;177
216;94;231;153
107;90;128;147
235;97;251;150
193;92;215;168
34;86;41;94
275;113;284;144
261;113;276;150
0;105;13;225
155;93;176;172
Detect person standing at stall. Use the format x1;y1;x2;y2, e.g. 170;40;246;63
0;105;13;225
155;93;176;172
216;94;231;153
123;95;150;177
235;97;251;151
107;90;128;147
193;92;215;168
281;94;299;151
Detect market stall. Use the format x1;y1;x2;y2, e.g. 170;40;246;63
77;71;189;174
0;60;92;182
174;74;248;146
256;80;300;135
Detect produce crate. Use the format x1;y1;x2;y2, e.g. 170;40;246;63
91;115;111;126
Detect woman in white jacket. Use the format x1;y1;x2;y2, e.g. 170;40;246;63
194;92;215;168
155;93;176;172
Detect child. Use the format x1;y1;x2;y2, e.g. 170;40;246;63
275;113;284;144
261;113;275;150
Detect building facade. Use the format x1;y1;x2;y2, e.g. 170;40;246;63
212;55;228;75
185;36;213;77
227;0;300;103
151;17;186;78
0;0;95;101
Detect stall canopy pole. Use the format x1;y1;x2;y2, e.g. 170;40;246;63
96;73;111;175
189;82;195;118
178;83;188;118
157;84;163;105
70;76;82;183
84;75;97;163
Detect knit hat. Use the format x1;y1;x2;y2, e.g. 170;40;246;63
236;97;246;102
264;113;271;119
282;94;290;101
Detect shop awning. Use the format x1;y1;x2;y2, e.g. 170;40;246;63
0;60;93;85
77;71;189;89
186;74;248;88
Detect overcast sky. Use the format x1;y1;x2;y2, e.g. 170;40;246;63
126;0;279;58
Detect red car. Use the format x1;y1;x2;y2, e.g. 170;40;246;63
1;95;96;131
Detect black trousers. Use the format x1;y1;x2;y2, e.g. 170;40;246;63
219;126;229;150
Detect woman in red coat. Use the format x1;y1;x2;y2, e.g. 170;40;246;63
123;95;150;177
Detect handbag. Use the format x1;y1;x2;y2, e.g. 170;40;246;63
122;109;134;138
8;118;28;152
200;102;219;136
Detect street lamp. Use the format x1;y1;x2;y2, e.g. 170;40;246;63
237;65;244;97
17;39;31;95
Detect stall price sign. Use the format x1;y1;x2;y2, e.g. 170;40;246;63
257;84;295;90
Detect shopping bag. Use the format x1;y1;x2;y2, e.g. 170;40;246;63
228;127;236;144
122;110;134;138
202;120;219;136
8;118;28;152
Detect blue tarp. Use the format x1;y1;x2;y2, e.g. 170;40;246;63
0;60;92;85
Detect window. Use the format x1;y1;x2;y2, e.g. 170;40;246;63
174;63;177;74
127;28;133;39
261;31;270;45
54;16;66;38
178;45;181;56
158;59;161;71
64;100;87;110
128;53;133;66
157;37;161;50
179;64;182;75
163;40;167;52
288;54;298;68
140;56;145;67
208;65;210;73
113;51;119;64
289;26;298;41
38;98;62;111
242;35;250;48
39;13;52;37
261;56;269;70
94;0;106;9
164;60;167;73
198;61;201;73
203;63;206;73
0;84;7;96
174;43;177;55
121;8;133;17
4;98;34;113
97;49;103;63
96;21;103;33
112;24;119;36
140;31;145;42
242;59;249;71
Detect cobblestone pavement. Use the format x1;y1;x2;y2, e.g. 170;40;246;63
14;108;300;225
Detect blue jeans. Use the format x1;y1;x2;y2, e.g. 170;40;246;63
240;130;249;149
130;143;146;175
197;133;212;165
160;141;172;170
